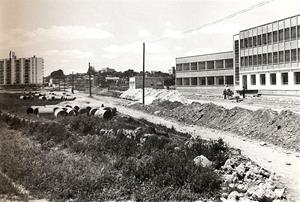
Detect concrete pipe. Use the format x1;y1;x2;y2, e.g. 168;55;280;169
86;106;92;114
65;105;72;108
36;107;55;116
74;106;80;111
26;107;34;114
103;107;117;116
54;108;67;118
66;108;77;116
89;108;99;116
78;108;87;115
20;95;26;100
94;108;112;120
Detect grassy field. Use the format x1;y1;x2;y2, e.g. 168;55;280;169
0;93;61;115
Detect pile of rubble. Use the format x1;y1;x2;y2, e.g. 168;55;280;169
220;156;286;202
120;88;189;104
131;100;300;151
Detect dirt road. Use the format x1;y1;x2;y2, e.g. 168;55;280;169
72;93;300;201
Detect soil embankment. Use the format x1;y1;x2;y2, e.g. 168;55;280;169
131;100;300;152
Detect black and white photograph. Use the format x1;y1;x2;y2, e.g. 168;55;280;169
0;0;299;201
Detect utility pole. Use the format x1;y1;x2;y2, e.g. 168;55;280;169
142;42;145;105
89;62;92;97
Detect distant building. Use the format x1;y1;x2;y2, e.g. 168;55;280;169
176;51;234;95
129;76;165;89
0;51;44;86
168;66;175;75
99;67;116;73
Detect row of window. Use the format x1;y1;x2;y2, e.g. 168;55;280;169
176;76;234;86
176;59;234;71
240;49;300;67
240;25;300;49
249;72;300;86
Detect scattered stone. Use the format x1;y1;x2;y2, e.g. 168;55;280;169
285;162;291;166
193;155;212;167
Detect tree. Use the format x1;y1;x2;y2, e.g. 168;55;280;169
50;69;65;79
87;66;97;75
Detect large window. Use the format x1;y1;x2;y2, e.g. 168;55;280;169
176;78;182;86
199;77;206;85
191;62;197;71
248;37;252;48
270;73;276;85
291;49;297;62
279;29;284;42
281;73;288;85
263;54;267;65
244;38;248;48
273;31;278;43
249;56;253;66
298;26;300;38
191;77;197;85
279;51;284;63
225;59;233;69
251;75;256;85
216;76;224;85
183;63;190;71
291;26;297;40
262;33;267;45
198;62;205;70
295;72;300;84
268;53;272;64
284;28;290;41
258;54;262;65
253;55;257;66
225;76;234;85
183;78;190;86
258;35;262;46
207;61;214;70
267;32;272;44
176;64;182;71
245;56;248;67
240;39;244;49
216;60;224;69
260;74;266;85
273;52;278;64
253;36;257;47
285;50;290;63
241;57;245;67
207;77;215;85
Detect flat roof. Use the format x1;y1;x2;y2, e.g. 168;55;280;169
239;14;300;33
176;50;233;60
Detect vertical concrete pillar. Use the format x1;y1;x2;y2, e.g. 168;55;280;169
214;60;216;70
223;59;226;69
288;71;294;86
276;72;281;87
205;61;207;70
266;72;270;87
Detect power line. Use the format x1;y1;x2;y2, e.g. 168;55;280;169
147;0;275;43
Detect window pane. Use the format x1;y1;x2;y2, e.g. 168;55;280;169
260;74;266;85
191;77;198;85
270;73;276;85
273;31;278;43
279;29;284;42
298;26;300;38
207;77;215;85
279;51;284;63
241;57;244;67
245;38;248;48
253;55;257;66
262;34;267;45
267;32;272;44
249;56;253;66
258;35;262;46
251;75;256;85
295;72;300;84
176;64;182;71
183;63;190;71
253;36;257;47
245;56;248;67
258;54;262;65
249;37;252;48
198;62;205;70
291;26;296;40
263;54;267;65
199;77;206;85
240;39;244;49
284;28;290;41
273;52;278;64
281;73;288;85
291;49;297;62
285;50;290;63
191;62;197;71
268;53;272;64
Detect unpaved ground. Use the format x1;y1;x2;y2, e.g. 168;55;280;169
68;93;300;201
188;95;300;115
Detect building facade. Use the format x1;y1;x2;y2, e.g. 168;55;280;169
129;76;165;89
0;52;44;86
235;14;300;95
176;14;300;96
175;51;234;95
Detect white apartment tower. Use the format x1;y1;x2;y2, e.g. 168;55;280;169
0;51;44;86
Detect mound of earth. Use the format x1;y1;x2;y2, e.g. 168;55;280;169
131;100;300;151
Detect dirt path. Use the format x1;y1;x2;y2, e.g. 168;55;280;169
72;93;300;201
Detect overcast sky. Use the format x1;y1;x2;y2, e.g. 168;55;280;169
0;0;299;75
